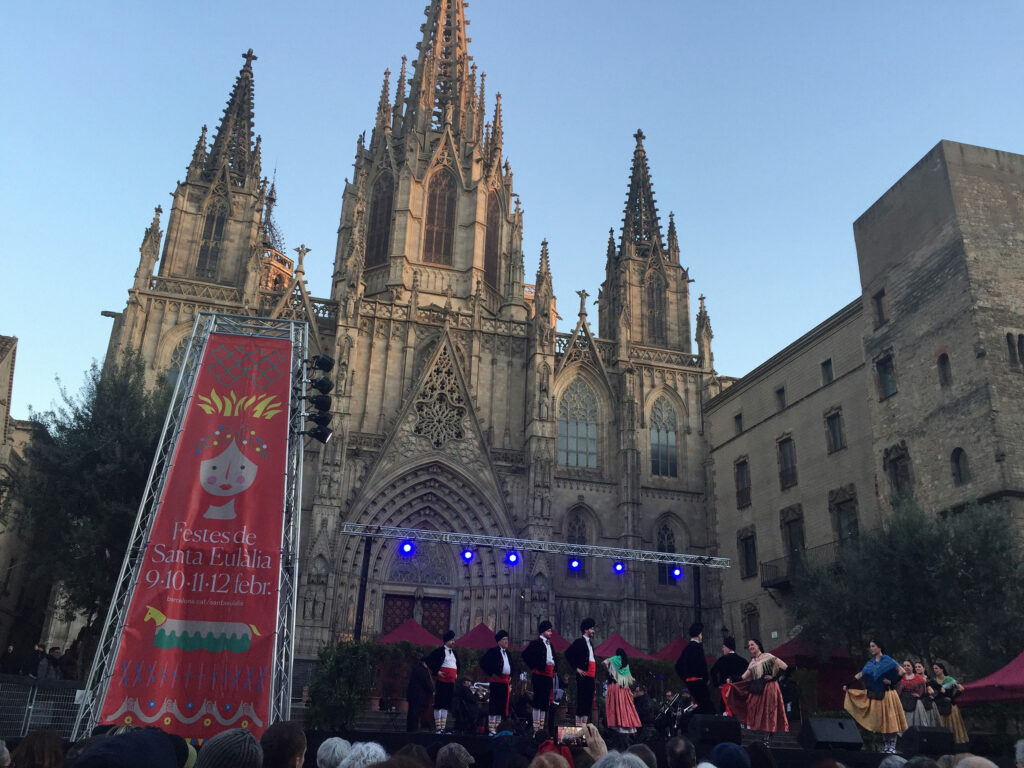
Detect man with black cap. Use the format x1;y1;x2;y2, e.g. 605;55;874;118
709;636;747;715
427;629;459;733
479;629;515;734
522;620;556;733
565;617;597;725
675;622;713;714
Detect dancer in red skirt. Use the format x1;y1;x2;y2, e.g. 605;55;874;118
603;647;643;734
724;638;789;745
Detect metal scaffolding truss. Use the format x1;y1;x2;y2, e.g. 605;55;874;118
74;313;308;738
338;523;730;569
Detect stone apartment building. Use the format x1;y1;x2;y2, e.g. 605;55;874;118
101;0;727;663
707;140;1024;644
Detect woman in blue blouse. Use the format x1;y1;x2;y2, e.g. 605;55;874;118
843;640;908;754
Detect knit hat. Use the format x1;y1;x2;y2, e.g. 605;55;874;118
437;742;476;768
723;636;736;651
708;743;750;768
580;618;596;632
196;728;263;768
538;620;553;634
495;630;509;642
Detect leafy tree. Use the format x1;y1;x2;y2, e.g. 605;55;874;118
790;498;1024;679
306;641;375;730
13;350;168;633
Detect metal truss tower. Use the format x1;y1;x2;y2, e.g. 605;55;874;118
74;313;308;738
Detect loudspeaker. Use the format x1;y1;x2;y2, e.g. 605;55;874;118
898;726;955;756
686;714;741;745
798;717;864;750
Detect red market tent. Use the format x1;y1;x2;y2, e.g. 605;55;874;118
769;633;857;712
377;618;441;646
522;629;571;654
456;622;500;650
769;633;854;666
594;631;651;660
959;650;1024;706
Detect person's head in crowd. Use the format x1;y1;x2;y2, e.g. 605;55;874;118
744;742;777;768
572;749;595;768
0;739;10;768
318;737;352;768
708;742;751;768
722;637;737;654
604;732;630;754
626;744;657;768
1015;739;1024;768
107;724;139;736
261;721;306;768
664;736;696;768
955;758;998;768
71;727;181;768
12;729;67;768
593;753;647;768
195;728;263;768
394;743;432;768
528;753;567;768
443;630;456;648
905;758;939;768
495;718;516;736
935;756;955;768
504;756;531;768
378;759;433;768
340;742;388;768
878;756;907;768
437;744;476;768
688;623;703;641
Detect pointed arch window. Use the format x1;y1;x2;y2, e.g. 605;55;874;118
566;512;587;578
484;193;501;288
366;172;394;269
424;170;456;265
646;271;667;346
308;555;329;586
650;396;678;477
196;202;227;280
951;448;970;486
657;524;676;586
558;379;598;468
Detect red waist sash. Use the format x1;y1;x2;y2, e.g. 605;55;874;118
490;674;511;683
584;661;596;678
534;664;555;678
438;667;457;684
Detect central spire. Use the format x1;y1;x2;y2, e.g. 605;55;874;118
620;129;662;250
207;48;259;188
404;0;473;136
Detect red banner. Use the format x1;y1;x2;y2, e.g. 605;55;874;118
99;333;293;739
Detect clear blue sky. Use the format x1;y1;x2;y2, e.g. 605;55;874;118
3;1;1023;419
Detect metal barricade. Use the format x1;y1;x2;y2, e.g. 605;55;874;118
0;674;84;740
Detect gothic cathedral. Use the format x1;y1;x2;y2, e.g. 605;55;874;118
105;1;726;660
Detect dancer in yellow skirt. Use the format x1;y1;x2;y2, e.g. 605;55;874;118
931;663;969;747
844;640;907;754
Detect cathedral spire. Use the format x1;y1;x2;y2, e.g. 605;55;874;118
392;56;407;133
375;68;391;134
207;49;258;187
188;125;208;176
667;211;679;263
620;128;662;251
696;294;714;370
404;0;473;136
487;93;504;168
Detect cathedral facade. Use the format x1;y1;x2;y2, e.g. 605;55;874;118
104;1;725;662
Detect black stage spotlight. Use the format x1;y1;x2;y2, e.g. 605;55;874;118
309;375;334;394
302;425;334;444
305;394;332;411
305;354;335;373
307;412;333;427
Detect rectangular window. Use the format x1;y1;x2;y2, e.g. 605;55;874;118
783;516;805;557
876;355;898;399
778;437;797;489
734;412;743;435
821;358;834;385
734;459;751;508
835;499;859;545
738;534;758;579
775;386;787;410
873;288;889;327
743;610;761;643
825;410;846;453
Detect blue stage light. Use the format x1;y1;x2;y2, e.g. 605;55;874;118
506;551;519;565
400;540;414;556
671;565;682;578
462;549;474;562
569;557;581;570
613;561;625;574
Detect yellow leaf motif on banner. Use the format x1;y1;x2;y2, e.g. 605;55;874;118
197;389;283;420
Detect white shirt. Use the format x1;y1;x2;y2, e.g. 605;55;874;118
585;635;594;663
541;636;554;666
442;645;457;670
501;648;510;675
